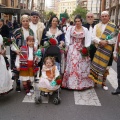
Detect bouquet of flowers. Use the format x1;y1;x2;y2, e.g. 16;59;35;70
50;76;62;86
40;38;58;48
80;47;89;58
3;37;12;46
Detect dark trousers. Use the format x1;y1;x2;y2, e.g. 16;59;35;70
117;56;120;89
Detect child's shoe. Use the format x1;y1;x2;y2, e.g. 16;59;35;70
49;92;53;95
40;91;45;96
102;84;108;90
40;91;48;97
27;92;32;96
30;89;34;93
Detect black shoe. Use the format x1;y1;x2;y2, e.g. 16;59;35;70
111;88;120;95
111;91;120;95
40;91;45;96
40;91;48;97
16;86;21;92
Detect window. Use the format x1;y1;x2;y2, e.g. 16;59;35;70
11;0;14;7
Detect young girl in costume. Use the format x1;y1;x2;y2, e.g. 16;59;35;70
39;56;60;95
0;35;13;95
15;36;40;96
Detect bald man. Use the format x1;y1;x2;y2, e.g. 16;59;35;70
83;12;96;61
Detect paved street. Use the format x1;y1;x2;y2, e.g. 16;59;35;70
0;51;120;120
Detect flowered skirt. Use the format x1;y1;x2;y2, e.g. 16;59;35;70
62;44;94;90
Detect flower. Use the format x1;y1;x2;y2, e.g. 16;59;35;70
3;37;12;46
56;79;62;85
40;38;58;49
49;38;58;45
50;76;62;86
80;47;89;58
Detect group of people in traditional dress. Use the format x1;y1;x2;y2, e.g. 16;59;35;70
0;10;120;96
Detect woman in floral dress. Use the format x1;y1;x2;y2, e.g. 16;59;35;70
62;15;94;90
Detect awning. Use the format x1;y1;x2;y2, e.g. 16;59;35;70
0;7;20;14
0;7;33;15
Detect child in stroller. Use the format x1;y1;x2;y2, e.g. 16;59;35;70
35;46;62;105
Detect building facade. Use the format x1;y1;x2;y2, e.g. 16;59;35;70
0;0;36;23
58;0;77;16
77;0;87;9
87;0;100;19
106;0;120;25
0;0;19;22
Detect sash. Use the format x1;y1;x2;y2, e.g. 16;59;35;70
20;46;28;71
20;46;39;72
89;22;117;84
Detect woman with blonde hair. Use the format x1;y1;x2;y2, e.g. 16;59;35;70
11;14;35;92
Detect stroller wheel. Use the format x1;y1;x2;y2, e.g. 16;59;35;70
53;97;61;105
35;96;41;104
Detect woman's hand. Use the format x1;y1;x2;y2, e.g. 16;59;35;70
1;49;6;55
15;50;21;55
34;47;37;51
17;67;20;71
16;34;21;39
59;41;64;47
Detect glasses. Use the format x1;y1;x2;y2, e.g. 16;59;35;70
87;16;93;18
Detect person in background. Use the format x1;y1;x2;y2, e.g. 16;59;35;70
67;21;74;30
13;17;19;29
83;12;96;61
70;21;74;26
89;11;118;90
62;18;67;34
66;19;70;28
112;31;120;95
0;19;9;38
6;19;13;38
62;14;94;90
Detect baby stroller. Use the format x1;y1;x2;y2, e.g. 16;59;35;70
34;45;62;105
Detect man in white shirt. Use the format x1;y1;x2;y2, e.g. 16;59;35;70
29;12;45;80
29;12;45;47
89;11;118;90
83;12;96;61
